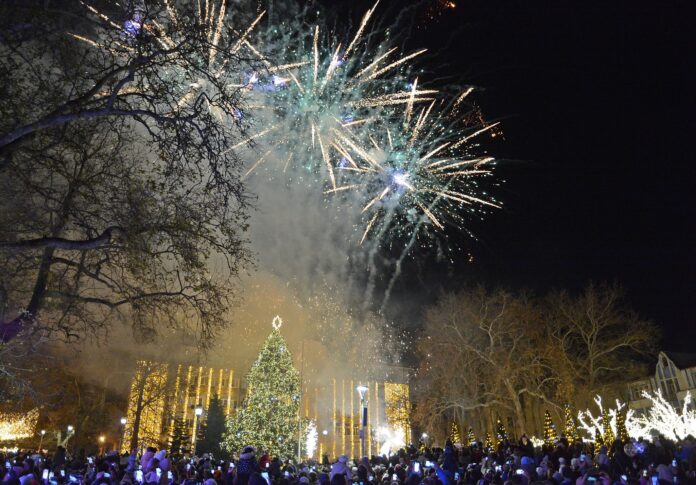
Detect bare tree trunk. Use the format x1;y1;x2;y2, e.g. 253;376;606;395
504;380;526;437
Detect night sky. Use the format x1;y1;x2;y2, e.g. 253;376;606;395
337;0;695;348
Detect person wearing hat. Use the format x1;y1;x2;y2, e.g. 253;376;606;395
329;456;351;482
237;446;259;479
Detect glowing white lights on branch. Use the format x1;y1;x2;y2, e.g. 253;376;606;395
627;390;696;441
577;395;625;441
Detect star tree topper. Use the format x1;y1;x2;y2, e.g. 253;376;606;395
272;315;283;330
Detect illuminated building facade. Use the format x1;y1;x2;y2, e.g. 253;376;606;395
122;360;410;458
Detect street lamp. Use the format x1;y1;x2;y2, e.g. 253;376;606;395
67;425;74;433
98;435;106;455
192;404;204;454
119;418;127;454
38;430;46;451
356;385;368;459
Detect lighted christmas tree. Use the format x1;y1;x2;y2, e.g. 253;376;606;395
563;404;579;444
543;410;557;446
468;427;477;446
223;316;302;458
495;417;508;442
594;428;604;446
484;432;493;449
601;408;615;445
616;409;629;443
449;421;462;445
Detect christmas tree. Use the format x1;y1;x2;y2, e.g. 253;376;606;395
594;428;604;447
484;432;493;449
223;316;302;458
543;410;557;446
495;417;508;443
198;395;226;458
449;421;462;445
562;404;579;444
169;417;191;457
616;410;629;443
467;427;476;446
601;408;615;445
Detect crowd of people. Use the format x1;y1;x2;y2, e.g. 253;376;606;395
3;434;696;485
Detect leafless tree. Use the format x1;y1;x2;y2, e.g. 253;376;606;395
414;284;659;439
0;1;260;347
544;283;659;407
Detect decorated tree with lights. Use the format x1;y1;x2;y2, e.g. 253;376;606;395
616;409;629;442
563;404;579;444
468;427;477;446
543;410;557;446
449;421;462;445
602;408;615;445
223;317;302;458
484;432;493;449
495;417;508;443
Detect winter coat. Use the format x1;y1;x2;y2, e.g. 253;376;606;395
329;460;351;481
237;452;258;478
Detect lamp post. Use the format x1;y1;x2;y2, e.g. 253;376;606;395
193;404;204;454
98;435;106;455
356;385;368;459
119;417;127;453
38;430;46;451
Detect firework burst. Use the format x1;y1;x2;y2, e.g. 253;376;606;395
326;89;501;247
241;2;437;186
72;0;265;123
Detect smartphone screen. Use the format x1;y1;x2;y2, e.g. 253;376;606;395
673;460;678;467
262;472;271;485
60;470;65;477
135;470;143;482
515;470;524;475
413;463;420;473
455;473;460;480
652;477;658;485
168;471;173;480
42;470;49;480
156;468;161;478
392;474;398;481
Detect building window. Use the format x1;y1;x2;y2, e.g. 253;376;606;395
657;355;679;402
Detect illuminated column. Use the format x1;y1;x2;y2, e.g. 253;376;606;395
217;368;223;398
182;366;193;424
341;379;345;455
205;367;213;407
373;382;380;455
366;381;372;456
191;367;203;445
169;365;182;439
332;378;337;459
350;379;355;459
226;369;234;415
